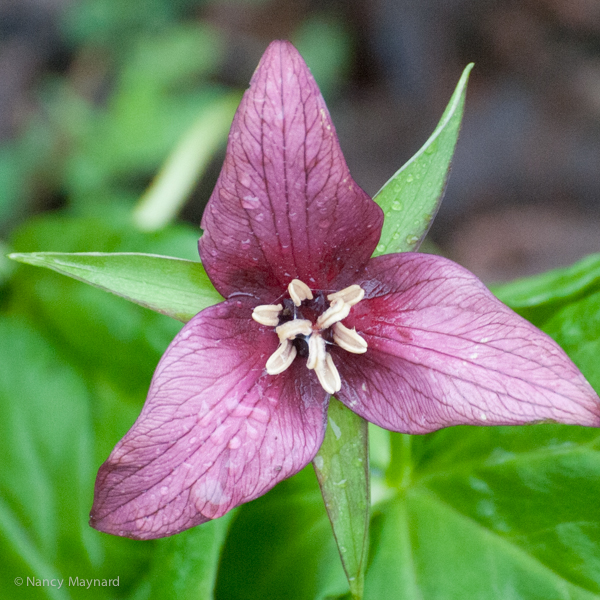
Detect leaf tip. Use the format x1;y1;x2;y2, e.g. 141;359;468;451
460;62;475;83
6;252;34;265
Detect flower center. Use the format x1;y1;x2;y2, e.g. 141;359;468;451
251;279;367;394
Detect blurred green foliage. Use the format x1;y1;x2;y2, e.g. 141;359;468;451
0;0;354;233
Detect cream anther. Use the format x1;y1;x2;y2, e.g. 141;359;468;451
257;282;366;396
327;284;364;306
275;319;312;342
306;335;341;394
315;353;342;394
266;339;297;375
306;334;326;370
317;298;351;329
332;322;367;354
252;304;283;327
288;279;313;307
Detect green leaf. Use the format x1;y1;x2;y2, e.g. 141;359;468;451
373;64;473;255
313;399;370;599
541;288;600;395
0;315;152;600
7;211;204;397
492;252;600;327
137;513;235;600
8;252;222;323
491;253;600;391
215;466;348;600
365;425;600;600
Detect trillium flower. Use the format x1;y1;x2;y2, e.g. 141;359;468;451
90;41;600;540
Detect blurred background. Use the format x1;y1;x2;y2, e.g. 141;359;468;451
2;0;600;282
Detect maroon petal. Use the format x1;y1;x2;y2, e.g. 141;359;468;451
335;253;600;434
199;40;383;301
90;298;329;539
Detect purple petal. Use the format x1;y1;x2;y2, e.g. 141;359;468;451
199;40;383;300
335;253;600;434
90;298;329;539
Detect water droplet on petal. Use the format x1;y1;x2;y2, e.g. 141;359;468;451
406;174;414;183
242;195;260;209
319;219;331;229
406;234;419;245
391;201;403;211
376;243;386;253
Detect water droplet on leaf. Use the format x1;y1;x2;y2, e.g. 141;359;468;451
425;141;437;155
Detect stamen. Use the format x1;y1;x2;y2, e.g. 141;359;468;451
332;322;367;354
252;304;283;327
257;282;366;395
306;334;326;370
327;284;364;306
314;352;342;394
275;319;312;341
266;339;297;375
288;279;313;307
317;298;351;329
